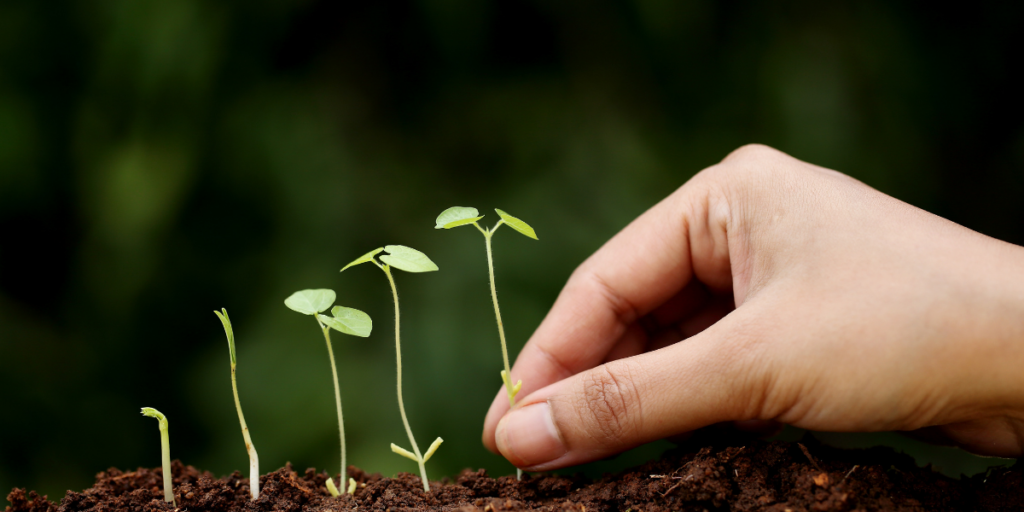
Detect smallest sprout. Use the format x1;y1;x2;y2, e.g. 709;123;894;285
325;477;340;497
140;407;176;506
324;477;358;497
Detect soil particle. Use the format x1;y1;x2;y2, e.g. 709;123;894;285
7;437;1020;512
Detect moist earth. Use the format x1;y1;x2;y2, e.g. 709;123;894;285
6;436;1021;512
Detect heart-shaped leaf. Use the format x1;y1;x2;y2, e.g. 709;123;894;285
495;209;538;240
284;289;336;315
380;245;438;273
341;247;384;272
435;207;483;229
320;306;372;337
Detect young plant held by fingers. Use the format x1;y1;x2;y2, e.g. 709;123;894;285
284;288;372;493
140;407;176;506
214;308;260;500
341;245;443;492
436;207;537;479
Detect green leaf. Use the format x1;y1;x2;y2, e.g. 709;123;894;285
380;245;438;273
435;207;482;229
214;309;236;366
284;289;336;315
341;247;384;272
444;216;484;229
321;306;372;337
495;209;538;240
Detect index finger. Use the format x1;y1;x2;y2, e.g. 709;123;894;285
482;177;735;451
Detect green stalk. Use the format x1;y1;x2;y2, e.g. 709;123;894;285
478;221;523;480
479;222;516;407
381;264;430;492
140;408;176;506
318;321;348;487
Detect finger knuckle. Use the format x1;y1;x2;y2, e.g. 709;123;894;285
576;363;643;444
720;143;782;164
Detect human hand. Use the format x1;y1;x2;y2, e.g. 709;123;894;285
482;144;1024;470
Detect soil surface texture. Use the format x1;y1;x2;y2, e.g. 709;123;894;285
6;436;1021;512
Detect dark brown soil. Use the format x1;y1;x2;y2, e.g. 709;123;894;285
7;436;1021;512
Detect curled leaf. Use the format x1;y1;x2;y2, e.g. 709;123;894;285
381;245;439;273
435;207;482;229
214;309;236;366
495;209;537;240
284;289;336;315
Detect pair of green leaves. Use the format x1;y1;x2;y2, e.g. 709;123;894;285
340;245;439;274
284;289;372;337
434;207;538;240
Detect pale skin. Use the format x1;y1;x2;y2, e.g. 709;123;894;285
482;144;1024;471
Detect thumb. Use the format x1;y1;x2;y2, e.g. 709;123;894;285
494;311;770;471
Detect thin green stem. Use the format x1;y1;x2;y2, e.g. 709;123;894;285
159;420;175;505
483;225;515;407
319;321;347;486
230;366;260;500
381;264;429;492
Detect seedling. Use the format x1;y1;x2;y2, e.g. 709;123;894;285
340;245;443;492
436;207;537;479
284;289;372;491
214;308;260;500
140;407;176;505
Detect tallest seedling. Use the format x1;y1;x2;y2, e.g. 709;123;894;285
434;207;537;408
435;207;537;479
341;245;443;492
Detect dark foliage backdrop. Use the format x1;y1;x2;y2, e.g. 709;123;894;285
1;0;1022;499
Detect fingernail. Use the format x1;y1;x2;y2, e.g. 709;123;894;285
495;402;566;468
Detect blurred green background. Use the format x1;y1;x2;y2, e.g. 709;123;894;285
1;0;1022;500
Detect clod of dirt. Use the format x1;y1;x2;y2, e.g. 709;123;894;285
6;436;1021;512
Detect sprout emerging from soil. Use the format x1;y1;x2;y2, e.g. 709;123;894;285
140;407;176;506
325;476;358;497
341;245;443;492
285;289;372;489
214;308;260;500
436;207;537;478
